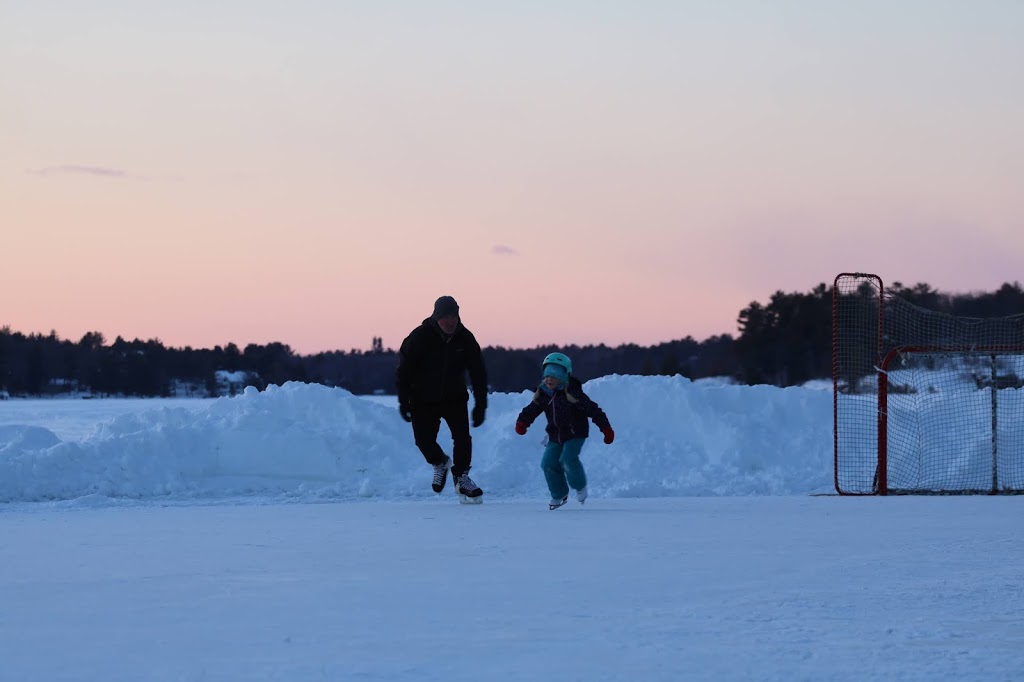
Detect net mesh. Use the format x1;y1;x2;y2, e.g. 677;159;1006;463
834;273;1024;494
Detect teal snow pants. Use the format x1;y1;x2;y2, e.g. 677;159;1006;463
540;437;587;500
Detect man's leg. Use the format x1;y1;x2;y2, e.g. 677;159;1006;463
411;404;447;466
559;438;588;492
442;401;472;479
540;441;569;500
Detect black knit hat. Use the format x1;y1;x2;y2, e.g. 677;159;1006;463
432;295;460;320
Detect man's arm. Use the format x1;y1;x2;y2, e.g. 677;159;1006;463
395;330;421;420
465;332;488;425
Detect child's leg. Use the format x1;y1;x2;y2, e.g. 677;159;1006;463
540;441;569;499
559;438;588;492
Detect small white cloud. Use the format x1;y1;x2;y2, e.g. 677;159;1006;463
28;165;183;182
31;165;129;179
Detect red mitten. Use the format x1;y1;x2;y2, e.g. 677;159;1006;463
601;427;615;445
515;422;528;435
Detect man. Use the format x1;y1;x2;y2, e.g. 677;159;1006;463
396;295;488;502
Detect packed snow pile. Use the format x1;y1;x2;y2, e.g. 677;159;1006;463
0;377;834;503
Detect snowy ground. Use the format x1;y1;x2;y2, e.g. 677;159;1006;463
2;379;1023;681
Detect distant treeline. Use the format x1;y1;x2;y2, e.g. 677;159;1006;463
3;281;1023;398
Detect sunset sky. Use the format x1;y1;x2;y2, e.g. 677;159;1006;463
3;1;1023;354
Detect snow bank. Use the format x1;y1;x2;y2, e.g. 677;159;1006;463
0;378;835;503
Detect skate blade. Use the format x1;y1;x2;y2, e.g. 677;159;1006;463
458;494;483;505
549;497;569;510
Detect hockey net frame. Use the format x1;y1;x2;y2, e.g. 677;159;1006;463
833;272;1024;495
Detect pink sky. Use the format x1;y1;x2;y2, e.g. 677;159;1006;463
3;2;1023;354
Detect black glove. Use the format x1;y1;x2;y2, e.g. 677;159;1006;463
399;398;412;423
471;402;486;427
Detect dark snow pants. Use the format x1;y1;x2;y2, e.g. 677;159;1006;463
411;400;472;479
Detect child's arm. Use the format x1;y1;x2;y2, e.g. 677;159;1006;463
515;398;544;433
576;388;611;431
577;388;614;443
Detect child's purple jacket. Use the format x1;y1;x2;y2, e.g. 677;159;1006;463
516;377;611;444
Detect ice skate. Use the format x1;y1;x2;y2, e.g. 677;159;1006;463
455;473;483;504
549;495;569;510
431;455;451;493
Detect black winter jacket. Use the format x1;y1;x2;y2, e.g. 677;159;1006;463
396;318;488;408
516;377;611;444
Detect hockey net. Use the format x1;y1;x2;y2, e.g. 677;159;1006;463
833;273;1024;494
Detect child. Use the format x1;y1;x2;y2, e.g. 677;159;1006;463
514;352;615;510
